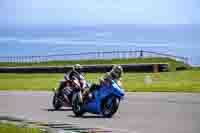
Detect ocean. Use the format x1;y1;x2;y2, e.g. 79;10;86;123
0;25;199;65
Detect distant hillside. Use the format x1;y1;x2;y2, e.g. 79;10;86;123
0;57;190;71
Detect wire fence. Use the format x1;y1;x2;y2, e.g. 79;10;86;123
0;50;189;64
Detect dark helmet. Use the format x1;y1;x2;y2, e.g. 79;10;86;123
111;65;123;79
73;64;82;73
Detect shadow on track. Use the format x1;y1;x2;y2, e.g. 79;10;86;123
42;108;72;112
68;114;106;119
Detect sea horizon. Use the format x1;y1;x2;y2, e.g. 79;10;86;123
0;24;199;65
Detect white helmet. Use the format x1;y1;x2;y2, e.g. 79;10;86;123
73;64;82;73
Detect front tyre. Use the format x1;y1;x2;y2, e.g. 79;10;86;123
102;96;120;118
72;92;85;117
52;92;62;110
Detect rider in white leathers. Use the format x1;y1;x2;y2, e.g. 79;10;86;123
57;64;88;98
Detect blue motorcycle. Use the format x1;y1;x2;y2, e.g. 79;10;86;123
71;80;125;118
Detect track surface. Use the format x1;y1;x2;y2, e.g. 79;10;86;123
0;91;200;133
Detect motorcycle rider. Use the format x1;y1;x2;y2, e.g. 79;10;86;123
57;64;88;99
81;65;123;103
100;65;123;86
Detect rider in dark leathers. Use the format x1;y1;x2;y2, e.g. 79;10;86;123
81;65;123;103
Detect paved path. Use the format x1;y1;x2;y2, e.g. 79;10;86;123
0;91;200;133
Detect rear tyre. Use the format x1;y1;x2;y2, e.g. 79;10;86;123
102;96;120;118
52;92;62;110
72;92;85;117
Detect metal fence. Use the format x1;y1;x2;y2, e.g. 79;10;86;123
0;50;189;64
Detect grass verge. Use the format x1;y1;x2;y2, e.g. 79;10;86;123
0;123;42;133
0;70;200;92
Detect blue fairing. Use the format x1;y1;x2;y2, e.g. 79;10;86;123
110;80;125;97
82;80;125;114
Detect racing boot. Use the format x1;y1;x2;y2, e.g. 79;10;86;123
82;88;93;104
82;84;100;104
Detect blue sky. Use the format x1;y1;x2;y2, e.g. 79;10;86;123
0;0;200;65
0;0;200;28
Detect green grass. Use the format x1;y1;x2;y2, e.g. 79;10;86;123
0;70;200;92
0;73;62;90
0;57;189;71
191;67;200;71
0;123;42;133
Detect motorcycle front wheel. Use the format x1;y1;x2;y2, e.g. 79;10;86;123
72;92;85;117
101;96;120;118
52;92;62;110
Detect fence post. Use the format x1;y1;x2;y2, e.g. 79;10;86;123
153;64;159;73
140;50;143;58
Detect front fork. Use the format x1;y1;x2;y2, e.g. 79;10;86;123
76;91;83;104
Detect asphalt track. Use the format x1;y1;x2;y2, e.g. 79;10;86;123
0;91;200;133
